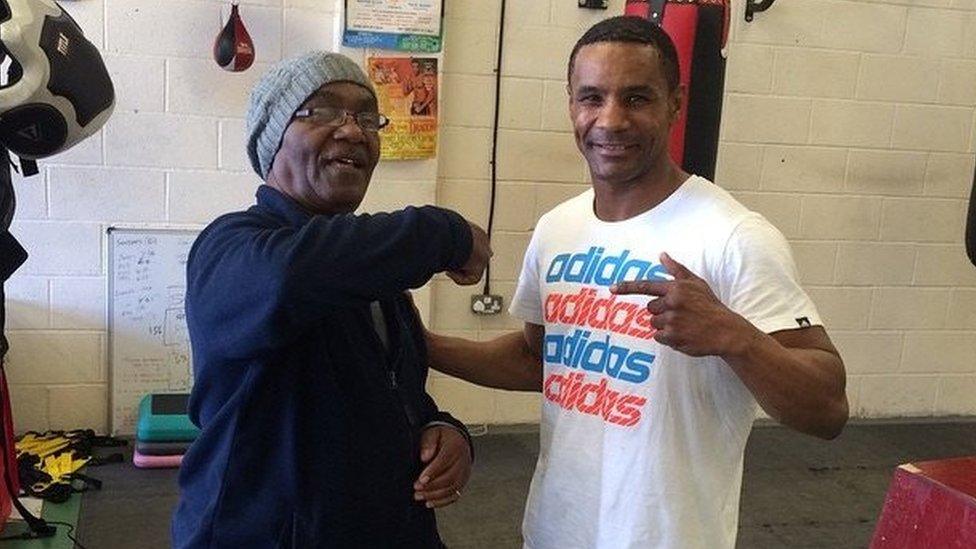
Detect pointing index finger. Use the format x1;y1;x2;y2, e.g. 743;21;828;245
610;280;672;296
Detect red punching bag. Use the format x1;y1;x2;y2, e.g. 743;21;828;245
625;0;729;180
214;3;255;72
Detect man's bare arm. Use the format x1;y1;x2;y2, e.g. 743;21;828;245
613;253;848;440
725;326;848;440
426;323;544;392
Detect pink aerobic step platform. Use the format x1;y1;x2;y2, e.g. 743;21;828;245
132;449;183;469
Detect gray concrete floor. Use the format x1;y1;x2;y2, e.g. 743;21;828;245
75;420;976;548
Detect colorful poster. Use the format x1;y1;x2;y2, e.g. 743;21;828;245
369;57;438;160
344;0;443;53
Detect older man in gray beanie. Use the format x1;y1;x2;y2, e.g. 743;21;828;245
172;51;491;549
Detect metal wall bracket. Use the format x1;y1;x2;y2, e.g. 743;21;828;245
647;0;667;25
578;0;608;9
745;0;775;22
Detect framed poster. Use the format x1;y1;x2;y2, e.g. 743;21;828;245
343;0;443;53
369;56;438;160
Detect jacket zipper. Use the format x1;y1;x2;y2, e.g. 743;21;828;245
376;302;418;428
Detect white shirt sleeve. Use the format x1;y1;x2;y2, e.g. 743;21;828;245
508;226;544;325
717;214;822;334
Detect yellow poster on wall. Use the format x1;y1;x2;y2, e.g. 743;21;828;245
368;56;438;160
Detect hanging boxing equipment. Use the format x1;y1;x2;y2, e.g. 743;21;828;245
625;0;729;181
0;0;115;172
0;0;114;538
213;3;255;72
966;161;975;267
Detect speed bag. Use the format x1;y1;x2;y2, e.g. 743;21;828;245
213;3;254;72
625;0;729;181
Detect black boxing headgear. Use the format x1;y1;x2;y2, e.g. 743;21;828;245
0;0;114;163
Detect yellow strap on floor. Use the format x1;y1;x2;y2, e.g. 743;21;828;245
41;452;89;483
17;436;70;459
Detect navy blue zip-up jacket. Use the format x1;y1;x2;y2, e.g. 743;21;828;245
172;185;474;548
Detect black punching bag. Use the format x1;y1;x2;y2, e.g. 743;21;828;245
966;162;976;267
625;0;729;180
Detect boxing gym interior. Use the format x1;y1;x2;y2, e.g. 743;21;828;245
1;0;975;548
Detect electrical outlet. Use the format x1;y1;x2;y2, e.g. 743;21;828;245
471;294;503;315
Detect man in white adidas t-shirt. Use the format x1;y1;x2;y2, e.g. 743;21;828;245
427;15;848;549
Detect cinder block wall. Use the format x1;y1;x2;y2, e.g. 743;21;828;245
5;0;975;431
426;0;976;424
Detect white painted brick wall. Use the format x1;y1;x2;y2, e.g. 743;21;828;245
10;222;102;275
939;59;976;105
761;146;847;193
104;55;166;113
927;153;976;197
733;192;802;237
6;0;976;431
167;171;259;223
799;196;883;240
4;277;48;331
846;150;928;196
167;58;269;117
105;113;218;169
716;143;762;190
834;243;916;286
892;105;973;151
49;167;167;222
218;119;251;172
857;55;941;104
937;376;976;414
51;278;107;331
831;332;904;375
859;375;940;417
283;7;337;58
809;100;895;148
791;242;837;286
5;333;103;385
11;175;47;220
497;130;586;182
772;50;860;98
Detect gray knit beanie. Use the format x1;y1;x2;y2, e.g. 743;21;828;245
245;51;375;180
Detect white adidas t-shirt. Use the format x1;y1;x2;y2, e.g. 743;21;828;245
510;176;822;549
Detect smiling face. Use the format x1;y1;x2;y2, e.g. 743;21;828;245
568;42;681;189
266;82;381;215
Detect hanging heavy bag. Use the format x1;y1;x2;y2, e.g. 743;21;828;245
0;0;114;537
625;0;729;181
967;163;975;267
0;0;115;168
213;3;255;72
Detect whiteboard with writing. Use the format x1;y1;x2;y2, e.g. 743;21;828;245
108;228;200;435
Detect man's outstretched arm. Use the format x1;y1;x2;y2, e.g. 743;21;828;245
426;323;545;392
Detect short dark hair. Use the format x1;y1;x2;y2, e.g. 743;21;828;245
567;16;680;91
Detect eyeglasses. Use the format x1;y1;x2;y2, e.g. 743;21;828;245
292;107;390;132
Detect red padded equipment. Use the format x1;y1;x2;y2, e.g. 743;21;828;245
871;457;976;549
625;0;729;180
